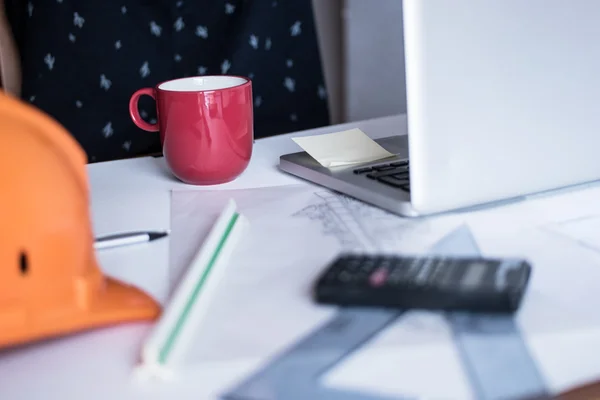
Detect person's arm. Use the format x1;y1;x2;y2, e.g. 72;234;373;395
0;0;20;97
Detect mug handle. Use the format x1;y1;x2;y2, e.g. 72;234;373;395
129;88;159;132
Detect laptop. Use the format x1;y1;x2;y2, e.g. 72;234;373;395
279;0;600;217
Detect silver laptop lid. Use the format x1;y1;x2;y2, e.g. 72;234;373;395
404;0;600;214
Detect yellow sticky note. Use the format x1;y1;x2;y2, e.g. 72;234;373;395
292;128;395;168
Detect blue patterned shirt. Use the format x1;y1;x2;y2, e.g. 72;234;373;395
7;0;330;162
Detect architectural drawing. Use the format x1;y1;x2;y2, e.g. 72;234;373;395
542;214;600;256
292;191;379;251
292;190;439;253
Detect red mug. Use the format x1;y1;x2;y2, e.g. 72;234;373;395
129;75;253;185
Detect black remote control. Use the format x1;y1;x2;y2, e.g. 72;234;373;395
313;254;532;313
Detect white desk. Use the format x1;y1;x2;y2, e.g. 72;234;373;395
0;115;413;400
2;113;600;399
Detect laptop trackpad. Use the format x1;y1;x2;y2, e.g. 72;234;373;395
374;135;409;157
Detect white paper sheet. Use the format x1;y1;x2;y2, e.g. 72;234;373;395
169;185;462;365
91;188;172;304
292;128;395;168
168;182;600;398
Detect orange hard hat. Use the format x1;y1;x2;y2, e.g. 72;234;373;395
0;92;160;349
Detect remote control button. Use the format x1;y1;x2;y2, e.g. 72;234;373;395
379;258;392;270
369;267;388;287
414;258;435;285
406;258;425;281
322;270;339;283
339;270;353;283
428;258;445;285
361;257;378;271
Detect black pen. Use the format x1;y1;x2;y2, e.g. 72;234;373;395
94;230;169;250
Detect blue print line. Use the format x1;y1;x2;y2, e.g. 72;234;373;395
223;225;550;400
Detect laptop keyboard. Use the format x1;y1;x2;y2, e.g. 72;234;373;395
352;159;410;193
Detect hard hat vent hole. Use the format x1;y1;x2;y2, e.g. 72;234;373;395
19;252;28;275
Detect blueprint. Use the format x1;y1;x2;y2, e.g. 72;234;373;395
543;215;600;256
291;191;455;253
291;190;461;253
169;183;600;399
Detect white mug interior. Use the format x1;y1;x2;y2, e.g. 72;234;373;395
158;76;248;92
